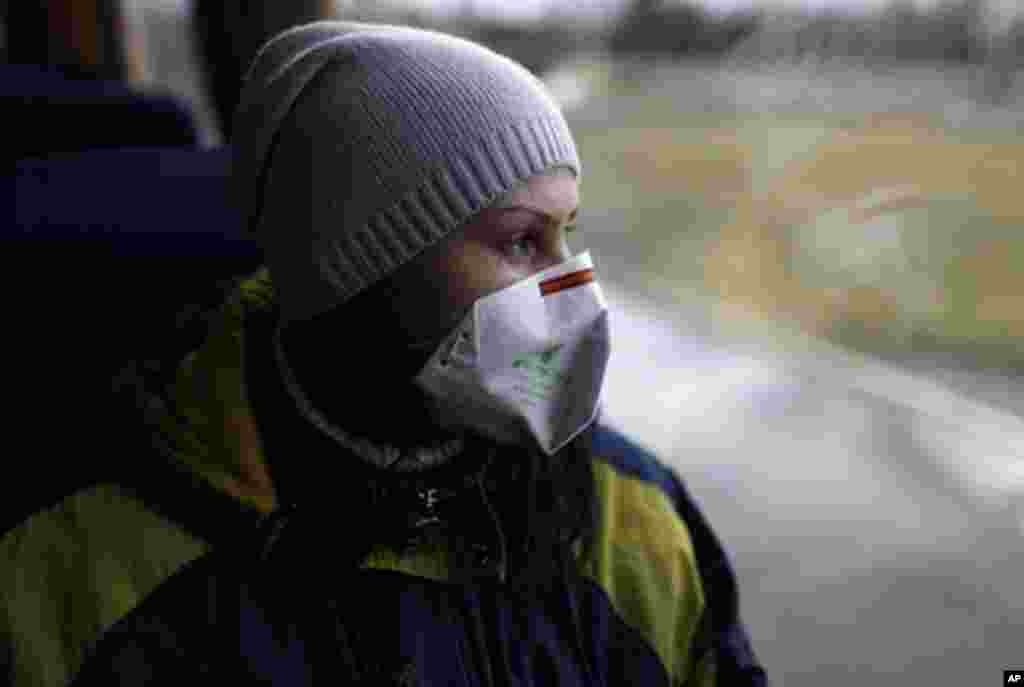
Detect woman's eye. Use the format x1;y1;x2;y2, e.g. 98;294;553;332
502;224;578;262
504;235;536;260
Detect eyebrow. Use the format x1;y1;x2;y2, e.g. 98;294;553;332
497;205;579;225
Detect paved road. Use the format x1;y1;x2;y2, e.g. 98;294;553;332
598;281;1024;687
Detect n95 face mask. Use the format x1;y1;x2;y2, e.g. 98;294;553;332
414;250;610;456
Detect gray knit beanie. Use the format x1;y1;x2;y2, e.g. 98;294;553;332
232;20;582;327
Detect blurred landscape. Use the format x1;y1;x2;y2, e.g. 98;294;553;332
136;0;1024;377
127;1;1024;685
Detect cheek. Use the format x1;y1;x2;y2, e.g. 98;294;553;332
386;258;478;339
445;253;527;312
416;239;535;335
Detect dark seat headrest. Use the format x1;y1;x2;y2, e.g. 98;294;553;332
5;145;263;367
2;63;201;160
9;145;259;267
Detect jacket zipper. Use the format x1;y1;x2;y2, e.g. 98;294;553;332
474;469;508;585
460;451;511;687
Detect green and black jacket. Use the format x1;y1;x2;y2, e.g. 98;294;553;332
1;268;768;687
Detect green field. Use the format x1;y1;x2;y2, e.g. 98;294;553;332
567;68;1024;372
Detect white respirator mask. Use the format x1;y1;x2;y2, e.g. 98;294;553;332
413;249;610;456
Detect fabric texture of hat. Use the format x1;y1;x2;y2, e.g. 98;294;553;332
231;20;582;327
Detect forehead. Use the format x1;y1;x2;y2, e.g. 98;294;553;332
491;167;579;210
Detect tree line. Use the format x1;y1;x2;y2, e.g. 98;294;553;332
452;0;1023;73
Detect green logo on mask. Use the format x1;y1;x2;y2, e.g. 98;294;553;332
511;345;568;403
513;344;563;370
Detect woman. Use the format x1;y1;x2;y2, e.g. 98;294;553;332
6;21;767;686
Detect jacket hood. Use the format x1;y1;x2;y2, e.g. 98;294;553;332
141;266;499;519
150;267;280;515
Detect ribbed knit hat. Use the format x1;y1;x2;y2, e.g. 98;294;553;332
232;20;582;327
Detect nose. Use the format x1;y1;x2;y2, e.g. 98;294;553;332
535;228;573;273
